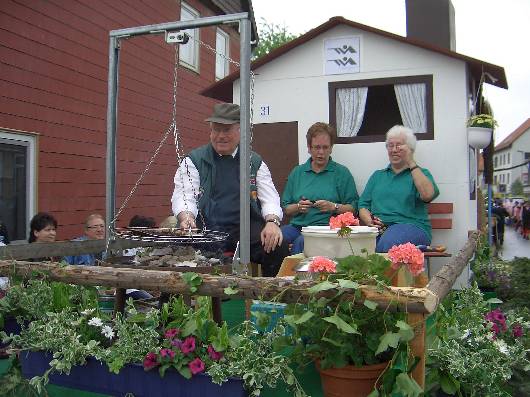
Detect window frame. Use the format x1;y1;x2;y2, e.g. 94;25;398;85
215;28;230;80
329;75;434;144
0;129;37;242
179;2;200;73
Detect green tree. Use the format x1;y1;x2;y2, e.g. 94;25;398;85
510;178;524;195
253;18;298;60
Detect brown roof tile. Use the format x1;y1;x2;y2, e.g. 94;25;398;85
495;119;530;151
202;16;507;101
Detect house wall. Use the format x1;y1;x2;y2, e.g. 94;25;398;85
0;0;240;239
493;129;530;194
235;24;475;285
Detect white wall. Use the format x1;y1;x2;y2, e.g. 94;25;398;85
234;24;477;285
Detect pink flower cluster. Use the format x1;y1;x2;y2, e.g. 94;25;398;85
329;212;360;229
484;308;525;339
308;256;337;273
143;327;224;376
387;243;425;276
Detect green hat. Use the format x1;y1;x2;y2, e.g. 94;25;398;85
205;103;240;124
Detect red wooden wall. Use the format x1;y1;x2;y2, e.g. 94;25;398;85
0;0;241;239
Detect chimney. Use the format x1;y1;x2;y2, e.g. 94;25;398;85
406;0;456;51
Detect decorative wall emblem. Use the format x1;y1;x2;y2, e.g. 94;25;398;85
324;36;360;75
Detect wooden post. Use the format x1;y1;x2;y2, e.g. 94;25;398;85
408;272;429;388
115;288;126;314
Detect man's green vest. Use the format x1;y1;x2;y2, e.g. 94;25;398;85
188;143;263;219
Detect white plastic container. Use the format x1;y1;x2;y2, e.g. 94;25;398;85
301;226;379;258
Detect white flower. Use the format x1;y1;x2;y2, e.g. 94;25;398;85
461;329;471;339
494;339;509;355
101;325;115;339
88;317;103;327
81;308;95;316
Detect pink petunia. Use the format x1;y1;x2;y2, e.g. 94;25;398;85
387;243;425;276
512;324;523;338
207;345;223;361
143;352;158;370
164;328;180;340
189;357;205;375
308;256;336;273
160;348;175;359
180;336;196;354
329;212;360;229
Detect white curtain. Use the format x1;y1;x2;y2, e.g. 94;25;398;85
336;87;368;137
394;83;427;133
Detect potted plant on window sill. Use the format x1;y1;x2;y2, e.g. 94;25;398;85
467;114;497;149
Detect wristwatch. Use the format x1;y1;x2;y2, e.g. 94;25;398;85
267;218;281;227
334;203;340;213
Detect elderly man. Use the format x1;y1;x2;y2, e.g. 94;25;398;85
64;214;105;266
171;103;288;276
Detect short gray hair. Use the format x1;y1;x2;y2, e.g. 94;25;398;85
386;125;417;152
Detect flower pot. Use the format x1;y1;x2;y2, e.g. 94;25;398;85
316;360;388;397
467;127;492;149
20;351;247;397
302;226;378;258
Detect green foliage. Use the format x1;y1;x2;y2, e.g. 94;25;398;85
467;114;497;129
253;18;298;60
503;257;530;310
181;272;202;293
426;285;530;397
510;178;524;195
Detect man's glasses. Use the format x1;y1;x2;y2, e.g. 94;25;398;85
87;224;105;229
311;145;331;151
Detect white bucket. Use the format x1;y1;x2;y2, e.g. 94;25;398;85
301;226;378;258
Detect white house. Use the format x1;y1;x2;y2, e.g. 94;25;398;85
493;119;530;195
203;4;506;286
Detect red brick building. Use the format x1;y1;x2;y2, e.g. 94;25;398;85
0;0;256;241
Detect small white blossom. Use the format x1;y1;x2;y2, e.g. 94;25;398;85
81;308;95;316
88;317;103;327
101;325;115;339
494;339;509;355
461;329;471;339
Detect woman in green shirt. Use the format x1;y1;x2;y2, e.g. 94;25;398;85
281;122;359;254
358;125;439;252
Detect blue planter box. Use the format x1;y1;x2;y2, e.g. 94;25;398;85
20;351;247;397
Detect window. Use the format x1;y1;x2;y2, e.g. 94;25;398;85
179;2;200;72
507;152;510;164
502;154;506;165
329;75;434;143
507;173;510;185
494;156;498;168
0;130;36;242
215;28;229;80
494;175;498;184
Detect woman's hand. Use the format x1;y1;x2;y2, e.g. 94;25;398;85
314;200;335;213
297;198;314;214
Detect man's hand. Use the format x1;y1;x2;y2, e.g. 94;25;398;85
314;200;335;213
177;211;196;229
261;221;283;253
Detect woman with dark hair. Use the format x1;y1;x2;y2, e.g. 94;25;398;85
28;212;57;243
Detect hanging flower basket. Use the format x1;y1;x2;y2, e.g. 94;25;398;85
467;126;492;149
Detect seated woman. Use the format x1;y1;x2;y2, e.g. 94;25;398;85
358;125;439;253
281;122;359;254
28;212;57;243
28;212;58;262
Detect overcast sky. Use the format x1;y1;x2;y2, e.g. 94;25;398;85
252;0;530;143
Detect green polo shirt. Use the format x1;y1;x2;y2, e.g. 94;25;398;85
358;165;439;240
281;158;359;227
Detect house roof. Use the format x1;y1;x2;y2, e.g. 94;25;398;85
495;118;530;151
201;16;508;101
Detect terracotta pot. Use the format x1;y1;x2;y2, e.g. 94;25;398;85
316;360;388;397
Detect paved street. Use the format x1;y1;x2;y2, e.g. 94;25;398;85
498;225;530;260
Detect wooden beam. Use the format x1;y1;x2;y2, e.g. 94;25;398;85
426;230;480;301
0;261;438;313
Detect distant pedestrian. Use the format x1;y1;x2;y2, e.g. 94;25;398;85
492;200;509;246
0;219;9;245
522;202;530;240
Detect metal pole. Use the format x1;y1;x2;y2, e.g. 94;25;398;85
487;184;493;245
110;13;248;38
239;18;251;266
106;37;119;237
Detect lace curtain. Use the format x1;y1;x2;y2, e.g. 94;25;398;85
336;87;368;137
394;83;427;133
